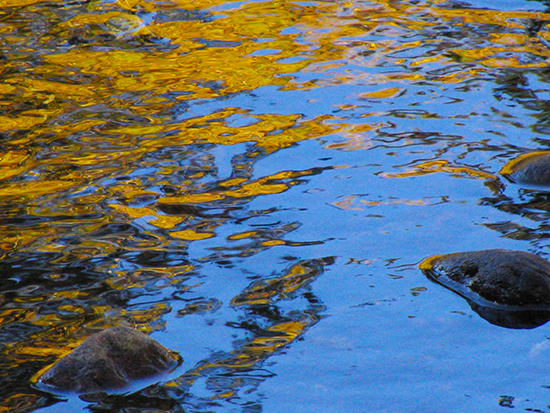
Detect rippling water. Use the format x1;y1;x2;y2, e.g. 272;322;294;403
3;0;550;411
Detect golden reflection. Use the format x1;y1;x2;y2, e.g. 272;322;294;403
0;180;76;199
261;240;286;246
62;11;143;32
170;229;214;240
122;302;171;324
106;264;194;291
42;0;326;101
0;393;53;413
0;150;32;182
3;0;64;6
244;321;305;352
108;182;159;201
231;260;325;306
110;204;185;229
359;87;404;99
382;160;497;180
158;167;323;206
0;115;47;133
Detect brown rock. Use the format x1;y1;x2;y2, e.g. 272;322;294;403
39;326;181;393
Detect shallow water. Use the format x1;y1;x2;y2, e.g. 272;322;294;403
3;0;550;411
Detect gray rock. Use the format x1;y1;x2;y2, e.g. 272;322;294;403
39;326;181;393
420;249;550;328
500;152;550;186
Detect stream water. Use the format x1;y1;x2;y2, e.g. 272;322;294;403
2;0;550;411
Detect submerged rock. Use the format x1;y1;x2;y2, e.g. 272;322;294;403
500;151;550;186
420;249;550;329
39;326;181;393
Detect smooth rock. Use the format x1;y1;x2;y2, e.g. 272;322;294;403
39;326;181;393
500;151;550;186
420;249;550;328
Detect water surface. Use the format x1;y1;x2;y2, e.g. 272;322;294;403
2;0;550;411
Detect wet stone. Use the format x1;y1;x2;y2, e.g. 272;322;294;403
38;326;181;393
500;151;550;186
420;249;550;329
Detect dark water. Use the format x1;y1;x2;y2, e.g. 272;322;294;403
3;0;550;411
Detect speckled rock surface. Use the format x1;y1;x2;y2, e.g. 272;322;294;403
500;151;550;186
420;249;550;328
39;326;181;393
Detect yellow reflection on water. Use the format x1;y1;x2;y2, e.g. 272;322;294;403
232;260;324;306
382;160;497;180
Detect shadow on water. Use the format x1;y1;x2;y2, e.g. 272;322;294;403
481;187;550;250
468;300;550;329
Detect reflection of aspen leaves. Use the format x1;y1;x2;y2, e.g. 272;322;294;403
0;150;32;182
0;180;75;199
359;87;404;99
170;229;214;240
382;159;496;180
3;0;64;6
244;321;305;352
177;298;222;316
110;203;185;229
0;115;46;133
232;257;334;306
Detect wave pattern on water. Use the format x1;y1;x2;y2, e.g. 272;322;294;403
2;0;550;411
